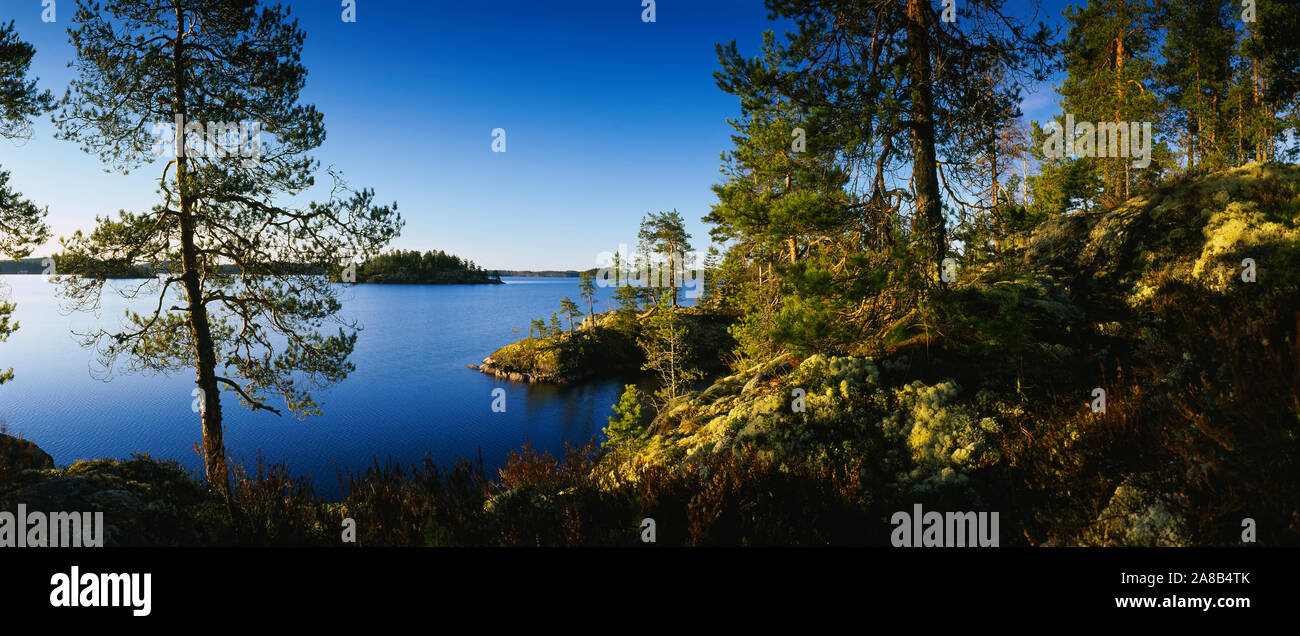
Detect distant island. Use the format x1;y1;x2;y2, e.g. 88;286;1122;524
0;257;48;275
352;249;502;284
495;269;597;278
0;254;593;283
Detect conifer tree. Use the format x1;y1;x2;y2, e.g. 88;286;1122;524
637;210;692;307
708;0;1054;357
638;291;700;407
578;272;597;321
603;384;644;451
0;21;52;386
52;1;402;494
560;296;581;334
1239;0;1300;163
717;0;1053;286
1157;0;1236;171
1058;0;1164;205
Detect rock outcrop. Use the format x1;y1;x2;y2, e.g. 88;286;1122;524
1;442;225;546
0;432;54;476
474;307;735;384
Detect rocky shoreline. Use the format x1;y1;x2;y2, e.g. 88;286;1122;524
468;349;643;384
468;359;573;384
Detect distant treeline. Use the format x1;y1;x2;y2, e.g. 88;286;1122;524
0;258;46;274
4;257;318;278
354;249;502;284
1;255;594;283
0;257;158;277
3;251;507;285
496;269;598;278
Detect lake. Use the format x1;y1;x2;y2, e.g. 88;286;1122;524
0;275;645;495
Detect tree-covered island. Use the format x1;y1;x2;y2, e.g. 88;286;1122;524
346;249;503;284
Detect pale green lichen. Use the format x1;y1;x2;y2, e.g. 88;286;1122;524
1190;200;1294;288
881;380;1001;499
1085;482;1189;547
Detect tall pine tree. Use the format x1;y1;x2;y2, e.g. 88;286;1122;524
53;1;402;494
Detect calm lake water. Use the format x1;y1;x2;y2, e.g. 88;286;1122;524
0;275;643;495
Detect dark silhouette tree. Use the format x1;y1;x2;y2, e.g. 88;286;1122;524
52;0;402;495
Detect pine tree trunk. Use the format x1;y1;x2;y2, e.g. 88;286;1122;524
1248;56;1258;163
181;204;227;496
1195;63;1203;169
1236;86;1243;167
1115;21;1127;202
906;0;944;284
174;4;228;497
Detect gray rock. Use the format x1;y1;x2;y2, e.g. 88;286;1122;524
85;489;146;517
742;355;795;394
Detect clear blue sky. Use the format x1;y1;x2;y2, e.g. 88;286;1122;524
0;0;1067;270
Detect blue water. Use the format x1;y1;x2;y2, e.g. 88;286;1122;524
0;275;642;494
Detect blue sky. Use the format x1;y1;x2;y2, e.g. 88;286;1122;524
0;0;1068;270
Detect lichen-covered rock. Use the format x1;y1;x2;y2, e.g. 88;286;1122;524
1021;162;1300;316
1086;479;1189;547
741;354;796;394
881;380;1000;500
627;355;888;470
0;456;222;546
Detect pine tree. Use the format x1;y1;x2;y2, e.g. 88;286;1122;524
637;211;692;307
638;292;701;407
1025;120;1105;215
1157;0;1236;171
1058;0;1164;206
718;0;1054;286
700;245;722;309
1239;0;1300;163
51;1;402;495
0;21;51;386
578;272;597;321
603;384;644;451
528;317;546;360
560;296;581;334
709;0;1054;357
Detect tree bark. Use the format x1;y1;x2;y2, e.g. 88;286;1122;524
1115;19;1127;202
906;0;945;285
173;4;228;497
